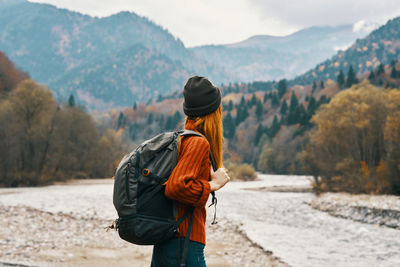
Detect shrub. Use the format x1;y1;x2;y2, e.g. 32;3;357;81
227;163;257;181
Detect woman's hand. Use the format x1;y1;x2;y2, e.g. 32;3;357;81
209;166;230;191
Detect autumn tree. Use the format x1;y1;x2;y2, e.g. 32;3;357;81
0;80;124;187
0;51;29;94
309;80;400;194
6;80;56;185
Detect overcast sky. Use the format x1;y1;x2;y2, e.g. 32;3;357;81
28;0;400;47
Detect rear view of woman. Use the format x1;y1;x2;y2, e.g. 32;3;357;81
151;76;230;266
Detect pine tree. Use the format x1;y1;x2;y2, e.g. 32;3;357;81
277;79;287;99
68;94;75;107
147;113;153;124
279;115;285;125
390;66;398;79
254;124;264;145
368;71;376;81
240;96;245;106
251;94;257;106
289;92;298;113
117;112;126;129
223;112;235;139
263;93;269;103
133;102;137;110
377;64;385;75
307;96;317;115
235;105;249;125
346;65;357;88
227;100;233;111
337;70;345;89
256;100;263;119
320;80;325;88
270;115;280;138
296;104;307;125
312;81;317;92
271;93;280;107
319;95;328;105
280;100;288;114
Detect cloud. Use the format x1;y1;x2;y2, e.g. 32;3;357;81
28;0;400;47
249;0;400;28
353;20;380;36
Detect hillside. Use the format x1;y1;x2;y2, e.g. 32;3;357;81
0;0;374;110
50;44;190;109
106;15;400;182
292;17;400;85
0;0;228;109
191;25;367;82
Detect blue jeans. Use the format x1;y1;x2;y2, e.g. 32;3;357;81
151;237;207;267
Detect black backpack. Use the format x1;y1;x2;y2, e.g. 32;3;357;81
112;129;217;265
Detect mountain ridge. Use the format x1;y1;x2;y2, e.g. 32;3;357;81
292;17;400;85
0;0;383;110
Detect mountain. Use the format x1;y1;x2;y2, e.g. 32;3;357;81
292;17;400;85
190;24;368;82
0;0;377;110
51;44;189;110
109;17;400;179
0;0;228;109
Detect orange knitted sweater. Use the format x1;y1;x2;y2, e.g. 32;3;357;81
164;120;211;245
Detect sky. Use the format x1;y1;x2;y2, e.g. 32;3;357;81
28;0;400;47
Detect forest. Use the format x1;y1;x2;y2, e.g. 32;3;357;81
1;45;400;194
0;51;125;186
110;61;400;194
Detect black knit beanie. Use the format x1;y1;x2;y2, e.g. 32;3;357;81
183;76;221;117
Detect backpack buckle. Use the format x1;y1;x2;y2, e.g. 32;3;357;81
142;168;150;176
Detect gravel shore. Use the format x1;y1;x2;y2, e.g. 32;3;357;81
0;182;286;267
310;192;400;229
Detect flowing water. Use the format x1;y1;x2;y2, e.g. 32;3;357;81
0;175;399;267
217;174;400;267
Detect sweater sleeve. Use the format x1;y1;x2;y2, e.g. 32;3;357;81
165;136;211;207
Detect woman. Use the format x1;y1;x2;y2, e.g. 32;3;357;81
151;76;231;266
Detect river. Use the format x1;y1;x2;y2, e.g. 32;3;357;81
0;174;399;267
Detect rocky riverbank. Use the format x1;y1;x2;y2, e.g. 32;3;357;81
0;181;286;267
309;192;400;229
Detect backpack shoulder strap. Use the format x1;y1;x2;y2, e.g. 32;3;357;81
178;129;203;137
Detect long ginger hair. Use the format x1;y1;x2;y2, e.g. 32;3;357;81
182;105;224;168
